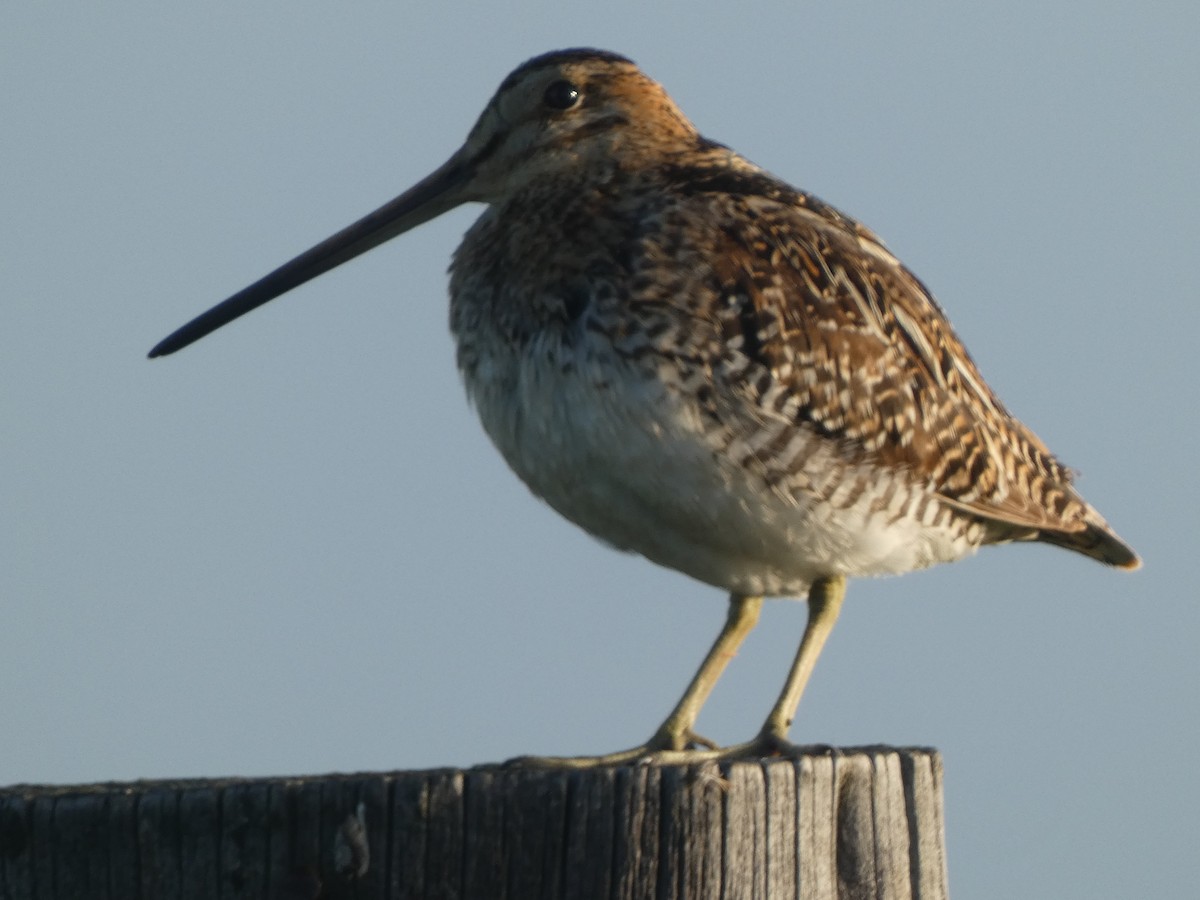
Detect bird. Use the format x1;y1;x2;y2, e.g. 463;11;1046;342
150;48;1140;765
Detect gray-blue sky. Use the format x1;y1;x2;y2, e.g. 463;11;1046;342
3;4;1196;898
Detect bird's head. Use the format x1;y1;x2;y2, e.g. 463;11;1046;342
149;49;695;357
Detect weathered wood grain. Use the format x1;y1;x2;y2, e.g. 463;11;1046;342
0;747;948;899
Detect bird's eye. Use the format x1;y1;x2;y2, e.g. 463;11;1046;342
543;80;581;111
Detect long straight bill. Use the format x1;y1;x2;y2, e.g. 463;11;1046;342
149;154;470;358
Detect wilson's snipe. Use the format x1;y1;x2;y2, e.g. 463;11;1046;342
151;49;1140;765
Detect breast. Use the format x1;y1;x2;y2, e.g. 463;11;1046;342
459;320;747;573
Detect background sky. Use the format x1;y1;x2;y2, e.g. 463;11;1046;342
3;4;1197;898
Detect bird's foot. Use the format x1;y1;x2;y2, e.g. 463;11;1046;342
699;727;801;761
505;727;809;769
506;726;720;769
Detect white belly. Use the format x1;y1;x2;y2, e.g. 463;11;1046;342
461;332;979;598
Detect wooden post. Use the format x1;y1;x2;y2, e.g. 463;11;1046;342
0;746;947;899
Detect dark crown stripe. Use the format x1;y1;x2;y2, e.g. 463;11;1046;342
500;48;635;93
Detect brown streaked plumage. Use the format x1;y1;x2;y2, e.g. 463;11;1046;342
150;49;1139;765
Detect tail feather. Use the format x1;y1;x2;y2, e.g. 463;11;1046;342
1038;518;1141;570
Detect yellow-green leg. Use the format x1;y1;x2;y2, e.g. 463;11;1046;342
745;574;845;753
646;593;764;750
674;574;845;760
513;576;845;767
513;593;763;768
